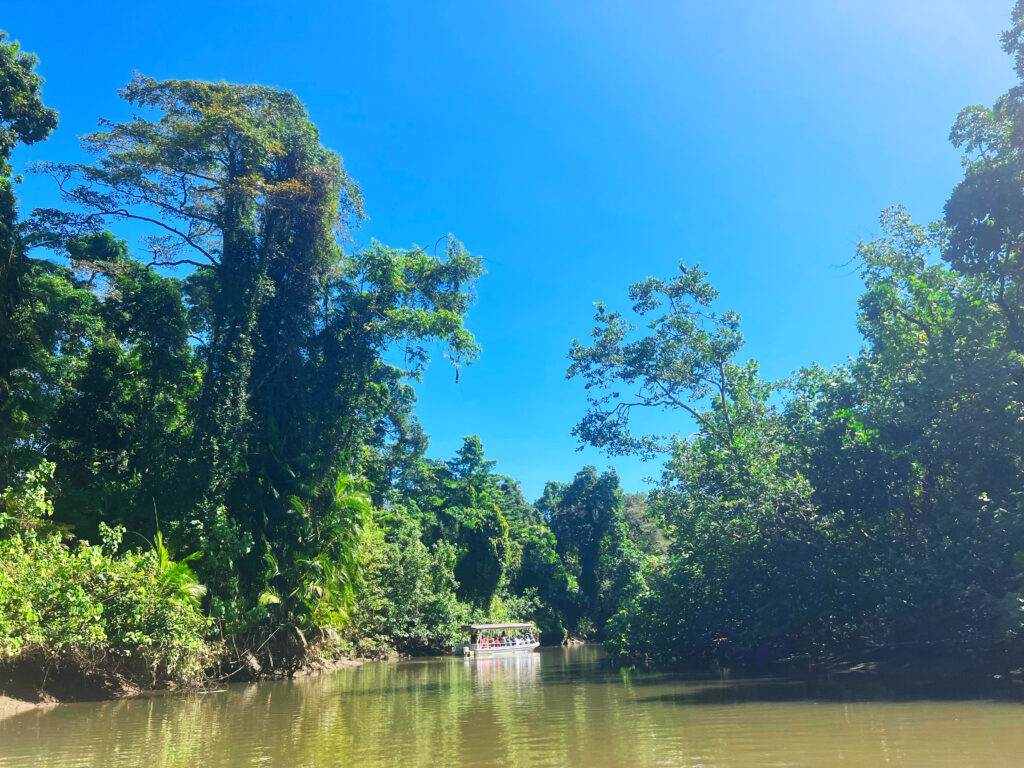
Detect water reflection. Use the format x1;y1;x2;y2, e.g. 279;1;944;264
1;646;1023;767
468;647;540;684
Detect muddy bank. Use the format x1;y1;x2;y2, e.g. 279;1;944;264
619;641;1024;688
0;646;371;717
0;650;135;706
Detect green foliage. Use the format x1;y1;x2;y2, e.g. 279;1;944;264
12;72;483;652
0;31;60;492
0;472;213;687
568;262;743;458
167;504;253;629
0;459;56;533
577;162;1024;667
563;20;1024;662
0;526;214;686
0;32;58;163
567;261;824;660
0;30;57;254
45;233;201;538
9;3;1024;687
400;437;517;608
539;467;623;627
153;531;207;607
602;379;825;664
513;522;577;637
285;474;370;635
0;35;576;682
346;512;466;657
376;437;656;646
788;207;1024;653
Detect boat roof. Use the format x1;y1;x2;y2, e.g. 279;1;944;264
461;623;535;631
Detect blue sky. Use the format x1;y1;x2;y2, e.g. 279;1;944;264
5;1;1017;500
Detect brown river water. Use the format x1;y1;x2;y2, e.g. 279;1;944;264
2;645;1023;767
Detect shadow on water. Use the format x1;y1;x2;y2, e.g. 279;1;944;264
625;675;1024;706
527;645;1024;705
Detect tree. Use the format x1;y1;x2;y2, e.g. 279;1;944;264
0;30;57;257
45;232;200;538
788;208;1024;654
346;510;466;657
942;3;1024;346
0;31;59;489
512;521;576;637
399;437;515;608
567;263;743;458
34;76;483;637
537;466;622;627
568;264;826;663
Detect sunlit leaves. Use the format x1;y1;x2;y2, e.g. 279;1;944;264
568;262;744;458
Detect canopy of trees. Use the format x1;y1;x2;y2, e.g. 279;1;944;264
566;8;1024;667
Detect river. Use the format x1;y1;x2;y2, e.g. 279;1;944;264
2;645;1023;766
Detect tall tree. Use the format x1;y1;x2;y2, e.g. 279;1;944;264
36;76;483;633
568;264;825;663
0;31;59;489
400;437;515;607
537;466;622;624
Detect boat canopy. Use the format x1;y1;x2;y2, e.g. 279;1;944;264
460;623;534;632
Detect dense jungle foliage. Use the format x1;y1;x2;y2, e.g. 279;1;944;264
3;4;1024;693
569;6;1024;668
0;32;659;690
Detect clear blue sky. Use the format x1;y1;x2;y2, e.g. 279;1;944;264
5;1;1016;500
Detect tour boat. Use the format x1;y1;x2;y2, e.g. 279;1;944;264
452;622;540;656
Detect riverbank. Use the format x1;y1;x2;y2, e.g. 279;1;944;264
616;641;1024;690
1;637;580;717
0;643;373;719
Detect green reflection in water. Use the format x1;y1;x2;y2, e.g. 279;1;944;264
3;646;1024;767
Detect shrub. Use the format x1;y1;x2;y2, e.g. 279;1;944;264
0;464;214;688
346;513;467;657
